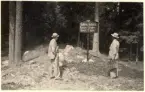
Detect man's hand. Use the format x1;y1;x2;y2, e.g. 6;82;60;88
113;54;117;60
56;46;59;53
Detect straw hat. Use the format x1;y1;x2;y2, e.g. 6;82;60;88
51;33;59;38
111;32;119;38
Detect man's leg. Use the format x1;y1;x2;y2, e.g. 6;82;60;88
49;59;54;78
107;59;113;76
54;54;61;79
115;59;119;77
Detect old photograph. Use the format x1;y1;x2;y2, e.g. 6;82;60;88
1;1;144;90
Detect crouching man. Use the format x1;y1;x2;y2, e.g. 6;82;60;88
48;33;61;80
108;32;120;78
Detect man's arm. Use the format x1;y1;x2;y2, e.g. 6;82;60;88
51;40;57;55
113;42;119;59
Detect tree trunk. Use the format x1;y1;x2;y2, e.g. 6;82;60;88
136;43;139;63
77;31;80;47
14;2;23;64
9;2;16;66
93;2;100;56
129;44;132;60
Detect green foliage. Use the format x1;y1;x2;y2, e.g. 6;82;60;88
119;30;142;44
99;3;119;35
42;3;67;30
23;2;143;47
119;3;143;44
41;2;95;32
55;3;67;28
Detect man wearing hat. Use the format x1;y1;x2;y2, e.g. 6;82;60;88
108;32;120;78
48;33;61;79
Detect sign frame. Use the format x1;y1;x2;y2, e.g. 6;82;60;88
80;21;97;33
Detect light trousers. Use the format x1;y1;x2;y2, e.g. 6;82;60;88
49;53;60;78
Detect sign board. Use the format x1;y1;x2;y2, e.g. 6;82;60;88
80;21;97;33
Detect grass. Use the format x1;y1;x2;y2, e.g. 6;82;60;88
67;59;144;79
67;60;107;76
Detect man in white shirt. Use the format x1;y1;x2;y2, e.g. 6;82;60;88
109;33;120;60
48;33;61;79
108;32;120;77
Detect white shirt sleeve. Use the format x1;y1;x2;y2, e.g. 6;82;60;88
50;39;57;54
114;40;120;55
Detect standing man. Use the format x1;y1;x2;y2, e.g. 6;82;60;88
108;32;120;77
48;33;61;79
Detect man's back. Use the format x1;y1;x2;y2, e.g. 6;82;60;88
48;39;57;59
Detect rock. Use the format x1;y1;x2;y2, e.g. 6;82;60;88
24;51;29;55
59;52;65;62
2;60;9;66
29;60;36;64
82;58;94;62
89;59;94;63
77;55;84;59
64;45;74;55
82;59;87;62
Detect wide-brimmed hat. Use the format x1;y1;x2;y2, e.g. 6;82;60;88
111;32;119;38
51;33;59;38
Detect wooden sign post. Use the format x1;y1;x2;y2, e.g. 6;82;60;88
87;20;90;62
79;20;97;62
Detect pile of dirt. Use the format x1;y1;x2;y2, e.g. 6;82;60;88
62;45;87;63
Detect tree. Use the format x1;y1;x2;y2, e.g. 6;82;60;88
9;2;16;66
14;1;23;64
55;3;67;31
119;3;143;62
42;2;67;31
93;2;100;56
99;2;119;52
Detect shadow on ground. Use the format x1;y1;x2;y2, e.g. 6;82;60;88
67;60;144;79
